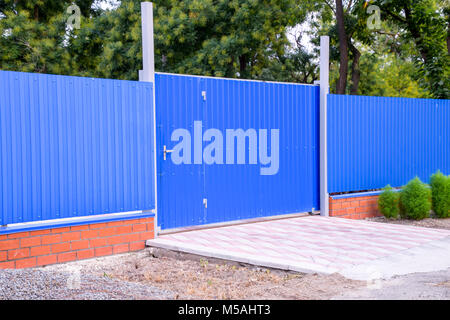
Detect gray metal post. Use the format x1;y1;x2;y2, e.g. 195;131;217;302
141;2;158;235
141;2;155;83
320;36;330;216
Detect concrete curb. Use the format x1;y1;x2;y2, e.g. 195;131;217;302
146;239;337;274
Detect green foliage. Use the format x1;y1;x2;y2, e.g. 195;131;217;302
0;1;98;74
311;0;447;98
378;185;400;219
90;0;307;80
0;8;69;74
399;177;432;220
430;171;450;218
92;0;144;80
0;0;448;96
258;34;319;83
358;51;432;98
373;0;450;99
153;0;305;79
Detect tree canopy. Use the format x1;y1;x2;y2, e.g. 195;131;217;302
0;0;448;98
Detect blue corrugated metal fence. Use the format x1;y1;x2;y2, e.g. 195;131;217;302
328;94;450;193
2;69;448;229
0;70;155;225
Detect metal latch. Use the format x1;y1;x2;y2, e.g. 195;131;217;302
203;198;207;209
163;145;173;160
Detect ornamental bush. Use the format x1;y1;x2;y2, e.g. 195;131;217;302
378;185;400;219
399;177;431;220
430;171;450;218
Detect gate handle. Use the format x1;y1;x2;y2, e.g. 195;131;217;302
163;145;174;160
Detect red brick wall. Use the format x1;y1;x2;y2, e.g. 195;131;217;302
329;195;382;220
0;217;154;269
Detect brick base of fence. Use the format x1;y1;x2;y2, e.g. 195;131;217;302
0;217;154;269
329;194;382;220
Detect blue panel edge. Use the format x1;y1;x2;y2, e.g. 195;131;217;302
0;212;155;235
330;189;401;200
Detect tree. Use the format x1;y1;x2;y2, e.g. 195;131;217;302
358;50;431;97
92;0;308;80
311;1;376;95
258;31;319;83
0;0;312;82
0;0;99;74
92;0;143;80
0;0;95;22
335;0;349;94
1;0;447;98
373;0;450;99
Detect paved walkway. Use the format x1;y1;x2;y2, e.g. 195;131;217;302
147;216;450;280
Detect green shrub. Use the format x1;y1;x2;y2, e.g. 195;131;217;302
399;177;431;220
430;171;450;218
378;185;400;219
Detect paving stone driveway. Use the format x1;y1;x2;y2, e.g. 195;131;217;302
147;216;450;280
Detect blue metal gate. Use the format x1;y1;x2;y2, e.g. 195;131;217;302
156;73;320;230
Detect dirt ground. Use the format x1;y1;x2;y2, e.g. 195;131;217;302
36;217;450;299
41;249;364;300
368;216;450;230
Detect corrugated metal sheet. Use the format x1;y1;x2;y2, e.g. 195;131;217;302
156;73;319;230
328;94;450;193
0;70;155;225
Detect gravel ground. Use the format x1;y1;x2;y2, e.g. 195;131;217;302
38;249;364;300
0;268;173;300
2;247;449;299
3;217;449;300
368;216;450;230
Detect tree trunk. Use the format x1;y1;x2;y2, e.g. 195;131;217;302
239;55;247;78
335;0;349;94
34;5;39;21
226;56;235;78
444;7;450;55
349;43;361;95
404;5;428;63
447;21;450;55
